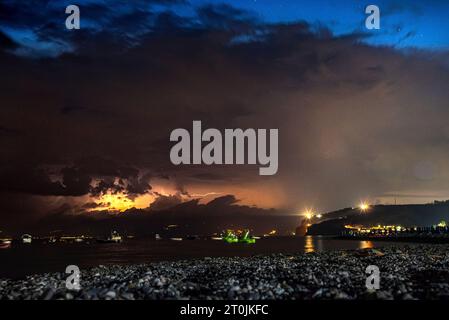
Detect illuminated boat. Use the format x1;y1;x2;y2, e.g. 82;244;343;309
223;230;256;244
48;237;57;244
97;231;122;243
22;234;32;244
0;240;11;249
222;230;238;243
74;237;84;243
238;230;256;244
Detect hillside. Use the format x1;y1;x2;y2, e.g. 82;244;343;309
307;201;449;235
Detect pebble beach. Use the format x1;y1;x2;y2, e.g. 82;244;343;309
1;244;449;300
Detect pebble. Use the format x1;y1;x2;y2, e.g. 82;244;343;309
1;244;448;300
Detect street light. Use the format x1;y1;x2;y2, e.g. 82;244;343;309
359;202;369;212
304;209;313;220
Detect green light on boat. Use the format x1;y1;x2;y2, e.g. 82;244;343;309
222;230;256;244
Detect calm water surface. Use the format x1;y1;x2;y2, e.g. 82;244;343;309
0;236;409;279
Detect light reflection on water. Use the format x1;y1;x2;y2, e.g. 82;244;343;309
358;240;374;250
304;235;314;253
304;237;373;253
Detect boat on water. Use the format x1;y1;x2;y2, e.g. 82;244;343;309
170;237;183;241
239;230;256;244
97;231;123;243
74;237;84;243
0;240;12;249
48;237;57;244
155;233;162;240
223;230;238;243
21;234;32;244
222;229;256;244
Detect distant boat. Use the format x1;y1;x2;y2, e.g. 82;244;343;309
155;233;162;240
22;234;32;244
74;237;84;243
222;230;238;243
97;231;122;243
239;230;256;244
170;237;183;241
48;237;57;244
0;240;11;249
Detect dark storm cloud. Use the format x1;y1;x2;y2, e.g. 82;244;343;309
0;166;71;196
206;194;239;207
148;192;182;211
89;176;124;197
0;1;449;230
0;0;187;57
0;30;17;49
196;4;259;30
0;159;152;198
125;172;153;198
0;0;185;28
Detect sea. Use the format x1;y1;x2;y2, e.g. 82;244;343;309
0;236;410;279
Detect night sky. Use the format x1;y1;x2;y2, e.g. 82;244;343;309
0;0;449;232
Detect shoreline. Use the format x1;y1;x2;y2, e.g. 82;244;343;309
334;236;449;244
1;244;449;300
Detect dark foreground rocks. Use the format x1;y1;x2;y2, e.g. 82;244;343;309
1;244;449;300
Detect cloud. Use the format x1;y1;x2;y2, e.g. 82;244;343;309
0;2;449;231
0;30;17;49
0;166;82;196
206;194;238;207
0;159;152;199
13;194;287;236
0;0;188;57
148;192;182;211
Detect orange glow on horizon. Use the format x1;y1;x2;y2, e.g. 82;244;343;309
88;192;152;212
84;178;284;213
